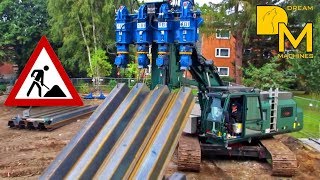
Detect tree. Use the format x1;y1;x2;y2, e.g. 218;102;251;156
47;0;139;77
120;63;139;78
282;0;320;93
200;0;281;84
0;0;48;70
288;13;320;93
87;49;112;77
243;58;295;90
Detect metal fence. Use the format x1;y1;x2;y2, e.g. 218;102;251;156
70;77;151;88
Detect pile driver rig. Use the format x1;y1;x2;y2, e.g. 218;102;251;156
114;0;303;176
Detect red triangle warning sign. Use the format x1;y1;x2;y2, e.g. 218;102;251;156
5;36;83;106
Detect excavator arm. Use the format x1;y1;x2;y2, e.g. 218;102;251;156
188;48;224;93
183;48;225;134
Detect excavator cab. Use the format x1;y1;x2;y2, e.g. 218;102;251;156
204;90;264;144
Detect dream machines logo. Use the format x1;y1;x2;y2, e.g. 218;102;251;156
256;5;314;59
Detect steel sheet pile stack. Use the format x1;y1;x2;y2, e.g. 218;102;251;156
41;83;195;179
8;105;97;131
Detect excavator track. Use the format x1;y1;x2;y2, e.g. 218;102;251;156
177;133;201;172
260;138;297;177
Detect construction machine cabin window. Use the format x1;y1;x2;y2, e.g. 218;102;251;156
245;96;263;135
207;97;223;122
246;96;261;120
216;29;230;39
215;48;230;58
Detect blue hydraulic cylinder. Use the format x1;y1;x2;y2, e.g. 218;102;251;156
136;4;152;69
155;3;173;68
179;45;193;70
137;44;150;69
156;44;169;68
177;0;203;70
155;3;173;44
115;6;133;68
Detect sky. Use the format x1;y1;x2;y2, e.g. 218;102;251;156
194;0;223;6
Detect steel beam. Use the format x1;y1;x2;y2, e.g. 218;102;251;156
40;83;130;180
65;83;149;180
128;87;195;179
25;106;83;129
41;84;195;180
94;86;170;179
44;105;98;130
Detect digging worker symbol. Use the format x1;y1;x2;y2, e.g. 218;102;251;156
26;65;67;98
27;65;49;97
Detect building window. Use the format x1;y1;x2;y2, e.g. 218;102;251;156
216;29;230;39
217;67;229;76
215;48;230;58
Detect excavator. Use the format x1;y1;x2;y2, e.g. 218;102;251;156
41;0;303;179
113;0;303;176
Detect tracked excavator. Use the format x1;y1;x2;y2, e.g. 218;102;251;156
115;0;303;176
113;0;303;177
40;1;303;178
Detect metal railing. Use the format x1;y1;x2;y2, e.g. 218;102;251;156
70;77;151;88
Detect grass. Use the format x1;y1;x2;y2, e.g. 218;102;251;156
290;96;320;138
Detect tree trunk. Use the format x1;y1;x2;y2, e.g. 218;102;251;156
77;14;93;76
91;3;97;52
235;30;243;85
234;1;243;85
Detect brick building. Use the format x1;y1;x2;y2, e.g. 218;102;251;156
0;62;18;80
201;30;236;79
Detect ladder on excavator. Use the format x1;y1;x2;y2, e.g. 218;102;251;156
269;88;279;132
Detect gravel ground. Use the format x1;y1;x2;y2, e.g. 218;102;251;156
0;95;319;179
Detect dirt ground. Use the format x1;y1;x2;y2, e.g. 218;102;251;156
0;95;319;180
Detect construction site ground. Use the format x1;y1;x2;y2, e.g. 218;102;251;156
0;95;319;180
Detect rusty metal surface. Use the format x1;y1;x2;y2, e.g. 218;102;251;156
129;87;195;179
40;83;130;180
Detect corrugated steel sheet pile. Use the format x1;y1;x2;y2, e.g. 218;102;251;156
8;105;97;131
41;83;194;179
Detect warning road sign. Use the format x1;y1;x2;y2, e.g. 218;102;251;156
5;36;83;106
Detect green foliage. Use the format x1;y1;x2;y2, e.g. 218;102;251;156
145;78;151;88
243;58;295;90
0;0;48;68
87;49;112;77
120;63;139;78
200;0;267;84
77;82;90;94
288;13;320;93
106;79;117;91
0;84;6;92
220;76;235;83
290;96;320;138
47;0;139;77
